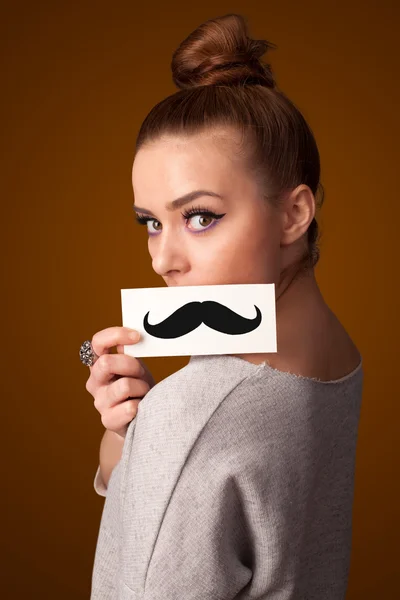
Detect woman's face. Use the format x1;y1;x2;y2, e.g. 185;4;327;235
132;129;283;288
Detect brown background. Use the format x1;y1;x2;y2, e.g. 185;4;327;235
2;0;399;597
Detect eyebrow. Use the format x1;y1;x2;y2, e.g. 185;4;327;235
133;190;224;216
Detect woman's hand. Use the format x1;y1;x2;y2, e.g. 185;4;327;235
85;327;156;438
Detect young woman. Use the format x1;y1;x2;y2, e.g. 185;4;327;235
83;13;363;599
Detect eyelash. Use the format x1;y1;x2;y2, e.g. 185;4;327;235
134;204;226;234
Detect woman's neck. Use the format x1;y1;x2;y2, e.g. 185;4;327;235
231;267;329;368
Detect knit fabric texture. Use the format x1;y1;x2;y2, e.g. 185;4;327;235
91;353;363;599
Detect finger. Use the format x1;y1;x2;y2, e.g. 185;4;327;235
91;327;141;357
100;399;141;432
116;345;147;378
107;376;150;408
116;344;145;368
91;353;145;387
116;342;144;357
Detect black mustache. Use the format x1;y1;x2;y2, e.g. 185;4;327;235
143;300;262;339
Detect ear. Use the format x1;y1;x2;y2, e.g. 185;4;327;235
280;185;316;246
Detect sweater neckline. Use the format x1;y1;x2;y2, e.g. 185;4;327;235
188;353;363;386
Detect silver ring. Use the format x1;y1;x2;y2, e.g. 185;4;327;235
79;340;99;367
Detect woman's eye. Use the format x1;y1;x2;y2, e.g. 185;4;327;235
183;209;225;232
134;209;225;234
186;214;214;231
148;220;162;233
146;215;214;233
134;216;162;233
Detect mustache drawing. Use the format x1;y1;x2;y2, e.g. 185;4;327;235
143;300;262;339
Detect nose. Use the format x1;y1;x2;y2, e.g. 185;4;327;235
151;227;189;278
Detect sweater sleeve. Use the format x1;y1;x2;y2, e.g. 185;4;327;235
145;462;254;599
91;460;122;598
144;382;309;599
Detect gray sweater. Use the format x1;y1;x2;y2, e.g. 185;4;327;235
91;353;363;599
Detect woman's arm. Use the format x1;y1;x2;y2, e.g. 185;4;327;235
99;429;125;488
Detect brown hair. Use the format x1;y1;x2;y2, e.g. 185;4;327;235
135;13;324;272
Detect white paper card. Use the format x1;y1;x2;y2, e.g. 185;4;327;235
121;283;277;358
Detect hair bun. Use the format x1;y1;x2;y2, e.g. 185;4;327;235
171;14;277;90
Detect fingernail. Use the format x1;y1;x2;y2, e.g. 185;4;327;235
128;330;140;342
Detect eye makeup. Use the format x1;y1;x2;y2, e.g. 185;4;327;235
134;204;226;235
